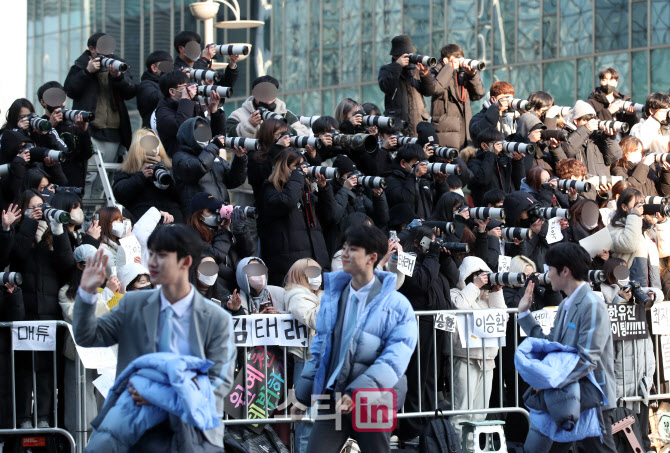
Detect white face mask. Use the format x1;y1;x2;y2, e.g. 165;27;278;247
248;275;266;292
628;152;642;164
70;208;84;226
197;271;218;287
308;274;322;290
618;278;630;287
111;221;125;238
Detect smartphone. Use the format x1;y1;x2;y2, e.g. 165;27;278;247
93;213;99;222
259;301;273;312
389;230;399;242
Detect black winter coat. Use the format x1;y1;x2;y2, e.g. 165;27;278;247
467;149;525;206
0;287;25;428
203;227;254;296
0;155;28;211
259;170;337;286
399;247;452;311
0;226;13;270
587;88;639;131
112;170;184;223
63;51;137;149
49;119;93;189
137;71;162;128
385;162;447;219
247;145;285;210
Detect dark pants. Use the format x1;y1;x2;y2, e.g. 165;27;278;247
638;403;652;451
524;408;617;453
305;412;391;453
16;350;53;422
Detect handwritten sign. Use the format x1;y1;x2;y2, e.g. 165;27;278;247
397;251;417;277
66;324;118;370
434;312;456;332
497;256;511;273
232;315;309;347
12;321;56;351
456;313;507;348
661;336;670;380
607;303;648;341
546;217;563;244
651;302;670;335
520;307;559;337
116;235;142;267
472;309;508;338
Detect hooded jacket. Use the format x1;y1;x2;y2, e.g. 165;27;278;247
137;71;163;128
172;117;248;216
63;51;137;149
204;226;255;297
503;191;551;271
234;256;286;315
513;112;555;172
225;96;309;139
385;161;447;219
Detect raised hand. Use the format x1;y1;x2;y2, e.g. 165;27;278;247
2;204;21;230
80;249;108;294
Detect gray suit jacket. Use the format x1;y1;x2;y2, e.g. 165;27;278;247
73;288;237;447
518;283;616;410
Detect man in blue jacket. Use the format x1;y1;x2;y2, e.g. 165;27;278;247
292;224;418;453
517;242;616;452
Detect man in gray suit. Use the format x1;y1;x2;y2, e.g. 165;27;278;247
73;224;236;450
517;242;616;452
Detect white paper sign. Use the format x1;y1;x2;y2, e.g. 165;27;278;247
546;217;563;244
232;315;310;347
92;371;116;399
434;312;457;332
661;336;670;379
651;302;670;335
471;309;508;338
67;325;118;370
396;251;417;277
117;235;143;267
520;306;559;337
456;314;507;348
579;228;614;259
12;321;57;351
497;256;511;273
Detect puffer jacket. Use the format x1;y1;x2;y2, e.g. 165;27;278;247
225;96;309;138
112;169;183;223
86;353;219;453
469;102;517;144
204;227;254;297
608;214;648;285
286;284;323;361
513;112;555;172
233;257;286;315
172;117;248;216
295;270;417;404
137;71;162;128
449;256;506;364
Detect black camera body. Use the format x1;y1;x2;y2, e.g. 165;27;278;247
149;163;174;187
331;132;377;153
624;281;653;307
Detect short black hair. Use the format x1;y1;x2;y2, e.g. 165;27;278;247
146;50;173;71
148;224;204;266
545;242;590;281
343;224;388;267
159;71;190;98
394;143;427;164
51;191;82;212
362;103;381;116
598;67;619;81
645;92;670;114
174;30;201;52
37;81;63;102
478;128;505;145
312;116;339;134
87;32;106;49
440;43;464;60
528;91;554;110
482;188;506;207
251;75;280;90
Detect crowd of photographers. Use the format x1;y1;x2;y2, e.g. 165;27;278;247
0;29;669;451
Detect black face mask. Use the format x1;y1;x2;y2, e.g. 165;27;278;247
518;218;532;228
254;99;277;111
600;84;615;95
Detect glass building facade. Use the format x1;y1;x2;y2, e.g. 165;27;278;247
26;0;670;124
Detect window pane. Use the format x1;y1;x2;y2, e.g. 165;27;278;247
651;0;670;46
559;0;593;57
631;51;648;102
509;65;541;96
543;60;575;106
543;15;557;59
577;58;594;101
595;0;628;52
518;0;541;63
493;0;515;65
285;0;309;92
631;1;648;48
651;48;670;92
448;0;476;55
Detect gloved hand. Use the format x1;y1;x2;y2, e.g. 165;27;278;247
230;207;247;235
407;218;423;230
50;216;64;236
427;240;442;256
204;142;220;158
211;134;226;149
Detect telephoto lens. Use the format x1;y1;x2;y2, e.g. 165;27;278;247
426;162;462;175
356;175;386;189
30;147;66;162
234;206;258;219
530;206;571;219
540;129;569;142
187;68;221;83
642;204;670;216
653;153;670;164
433;146;459;159
395;135;417;146
332;133;377;153
290;136;322;149
587;270;606;284
645;196;668;205
501;227;533;241
307;166;339;179
0;164;9;178
407;54;437;67
620;101;644;113
421;220;456;234
552;106;572;117
509;99;533;111
597;120;629;133
27;113;52;132
53;185;84;195
438;241;470;253
556;179;592;192
60;109;95;122
462;58;486;70
487;272;527;286
299;116;321;128
469;207;505;220
197;85;233;98
149;163;174;186
213;44;250;56
224;137;260;151
502;141;535;156
587;175;624;186
625;281;653;307
0;272;22;286
258;107;286;123
42;204;71;224
534;272;551;286
100;57;129;73
362;115;396;129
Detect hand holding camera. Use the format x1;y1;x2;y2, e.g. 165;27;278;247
496;96;511;112
585;118;600;133
208;91;221;113
618;286;633;302
49;108;63;128
86;57;101;74
608;99;624;115
382;134;398;150
530;218;544;235
349;111;363;127
108;63;122;78
141;163;154;179
249;110;262;127
397;54;410;67
202;44;217;61
314;172;327;188
473;272;489;289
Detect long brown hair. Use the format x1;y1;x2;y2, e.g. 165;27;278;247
614;135;643;168
269;149;305;192
526;166;552;192
334;98;362;123
255;118;290;162
97;206;123;245
187;209;214;244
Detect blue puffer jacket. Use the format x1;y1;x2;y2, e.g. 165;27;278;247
295;270;417;404
515;337;607;443
85;353;220;452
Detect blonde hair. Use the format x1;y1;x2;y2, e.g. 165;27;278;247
284;258;320;291
120;129;171;174
509;255;536;274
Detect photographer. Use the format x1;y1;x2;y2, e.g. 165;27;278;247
520;166;569;208
0;280;25;430
137;50;173;128
417;121;473;186
359;103;393;177
51;191;100;249
503;191;550;271
630;92;670;154
304;115;339;162
248;118;292;206
378;34;435;137
511;112;556;172
611;135;670;198
563;198;605;243
430;43;486;149
0;134;30;210
259;150;336;285
528;91;563;130
172;30;240;88
587;67;638;130
172;118;247;217
113;129;182;222
1;98;68;156
63;32;137;198
469;81;517;142
226;75;308;138
156;71;225;158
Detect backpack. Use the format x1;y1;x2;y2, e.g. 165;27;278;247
419;410;462;453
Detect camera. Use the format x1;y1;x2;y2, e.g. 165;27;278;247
52;185;83;195
642;203;670;216
434;238;470;253
60;108;95;122
197;85;233;99
653;153;670;164
407;54;437;67
0;164;9;178
186;68;221;83
290;136;322;149
331;132;377;153
597;120;629;133
532;272;551;286
41;203;71;224
426;162;462;175
487;272;526;287
528;206;571;220
470;207;506;220
540;129;569;142
620;101;644;113
219;204;259;220
462;58;486;70
148;163;174;187
224;137;260;151
624;281;653;308
99;56;129;73
299;116;321;128
362;115;395;129
393;133;418;146
587;270;606;284
586;175;624;186
557;179;592;192
27;113;52;132
645;196;668;205
0;272;22;286
212;44;250;56
355;174;386;189
307;166;339;179
502;141;535;156
433;146;459;159
26;144;66;163
258;107;286;123
509;99;533;111
501;227;533;241
421;220;456;234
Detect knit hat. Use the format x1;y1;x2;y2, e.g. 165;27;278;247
571;100;596;120
333;155;357;176
73;244;97;263
416;122;439;146
389;35;416;56
118;262;150;291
